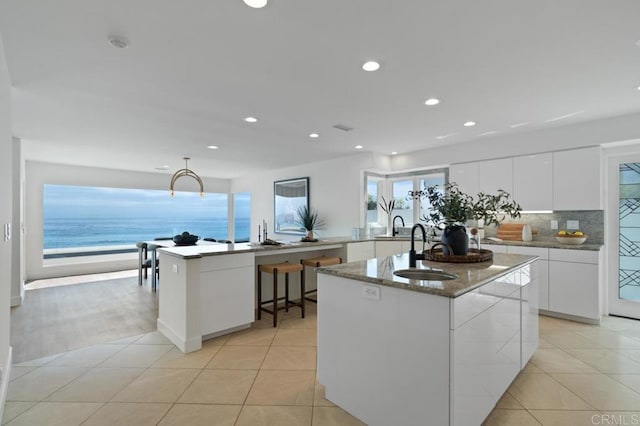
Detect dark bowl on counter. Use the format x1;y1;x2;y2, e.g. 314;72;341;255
173;233;200;246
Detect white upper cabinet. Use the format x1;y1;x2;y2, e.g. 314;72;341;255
553;147;601;210
513;153;553;211
478;158;513;195
449;162;479;196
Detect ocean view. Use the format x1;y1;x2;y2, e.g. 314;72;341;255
43;185;251;250
43;217;250;249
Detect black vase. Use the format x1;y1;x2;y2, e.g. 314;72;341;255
442;225;469;255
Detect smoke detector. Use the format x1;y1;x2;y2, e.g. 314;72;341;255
108;35;129;49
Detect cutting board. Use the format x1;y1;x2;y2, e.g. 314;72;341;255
496;223;537;241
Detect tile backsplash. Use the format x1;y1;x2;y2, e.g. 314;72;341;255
483;210;604;244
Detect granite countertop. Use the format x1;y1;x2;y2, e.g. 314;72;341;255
158;237;359;259
317;252;537;298
480;237;602;251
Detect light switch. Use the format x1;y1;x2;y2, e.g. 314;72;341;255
172;264;179;273
567;220;579;230
3;223;10;242
550;220;558;230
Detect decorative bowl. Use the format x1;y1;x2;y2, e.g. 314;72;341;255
173;233;200;246
555;235;587;245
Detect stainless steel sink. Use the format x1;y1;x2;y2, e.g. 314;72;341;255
393;269;458;281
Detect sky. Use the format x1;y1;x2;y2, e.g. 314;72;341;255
44;185;250;220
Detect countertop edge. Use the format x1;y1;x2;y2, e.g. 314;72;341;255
317;254;538;298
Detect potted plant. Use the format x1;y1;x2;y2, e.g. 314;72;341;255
297;205;325;241
422;183;521;255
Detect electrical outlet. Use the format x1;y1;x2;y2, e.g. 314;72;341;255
361;285;380;301
550;220;558;230
172;264;179;273
567;220;579;230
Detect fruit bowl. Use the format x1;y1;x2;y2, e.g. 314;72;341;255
555;233;587;245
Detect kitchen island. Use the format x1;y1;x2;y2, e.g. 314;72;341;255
316;252;539;426
156;238;359;353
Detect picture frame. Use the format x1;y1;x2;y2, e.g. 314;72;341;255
274;177;309;235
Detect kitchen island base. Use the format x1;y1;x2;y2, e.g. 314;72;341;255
317;258;538;426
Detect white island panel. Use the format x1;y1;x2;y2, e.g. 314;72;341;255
317;274;451;426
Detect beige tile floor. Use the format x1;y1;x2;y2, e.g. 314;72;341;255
4;307;640;425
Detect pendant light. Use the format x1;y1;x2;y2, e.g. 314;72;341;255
169;157;204;197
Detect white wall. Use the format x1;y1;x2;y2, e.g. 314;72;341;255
392;112;640;170
231;153;385;241
24;160;230;280
11;137;23;306
0;35;13;418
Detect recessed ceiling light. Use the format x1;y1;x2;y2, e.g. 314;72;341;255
463;121;476;127
107;35;129;49
424;98;440;106
309;133;319;139
436;133;456;140
244;116;258;123
636;85;640;91
391;151;398;155
355;145;364;149
243;0;267;8
207;145;219;149
362;61;380;72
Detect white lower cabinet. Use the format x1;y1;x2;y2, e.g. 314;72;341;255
507;246;549;311
374;240;405;257
548;248;600;320
346;241;375;262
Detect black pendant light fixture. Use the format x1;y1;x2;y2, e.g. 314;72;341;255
169;157;204;197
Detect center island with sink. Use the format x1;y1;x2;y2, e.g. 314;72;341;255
316;251;539;426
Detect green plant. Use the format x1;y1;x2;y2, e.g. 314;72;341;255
421;182;521;227
296;205;325;231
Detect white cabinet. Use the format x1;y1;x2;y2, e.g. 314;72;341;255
449;162;478;195
521;264;539;368
346;241;375;262
375;240;405;257
478;158;513;195
553;147;601;210
482;243;507;253
548;248;600;320
513;153;553;211
507;246;549;310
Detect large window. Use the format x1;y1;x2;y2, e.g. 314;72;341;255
364;169;447;231
43;184;233;256
233;192;251;243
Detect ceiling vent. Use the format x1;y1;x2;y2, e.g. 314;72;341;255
332;123;354;132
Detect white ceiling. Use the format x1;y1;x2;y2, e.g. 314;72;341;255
1;0;640;178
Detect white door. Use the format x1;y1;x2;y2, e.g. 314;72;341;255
608;152;640;319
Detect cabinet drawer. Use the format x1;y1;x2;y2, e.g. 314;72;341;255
549;248;599;264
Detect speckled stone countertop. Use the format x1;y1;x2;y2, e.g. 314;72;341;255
317;252;537;298
480;237;602;251
158;237;359;259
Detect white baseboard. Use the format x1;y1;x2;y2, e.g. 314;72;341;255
0;346;13;423
157;319;202;354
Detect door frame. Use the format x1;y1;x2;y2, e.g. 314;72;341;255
606;143;640;319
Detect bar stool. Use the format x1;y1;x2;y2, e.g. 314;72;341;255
257;261;305;327
300;255;342;303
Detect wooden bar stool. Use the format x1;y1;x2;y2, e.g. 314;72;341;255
300;255;342;303
257;261;305;327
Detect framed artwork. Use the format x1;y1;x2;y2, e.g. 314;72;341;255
274;177;309;235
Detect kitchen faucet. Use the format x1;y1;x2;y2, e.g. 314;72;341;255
409;223;427;268
392;215;405;236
